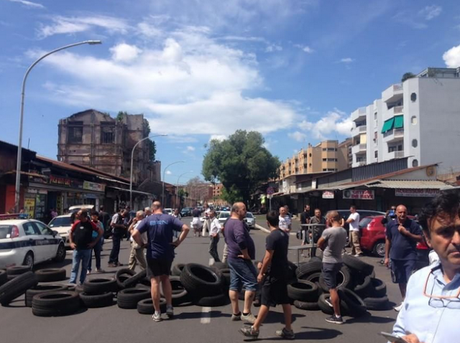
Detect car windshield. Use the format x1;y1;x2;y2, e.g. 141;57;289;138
359;217;373;228
219;212;230;219
246;213;254;219
49;217;72;227
0;225;13;239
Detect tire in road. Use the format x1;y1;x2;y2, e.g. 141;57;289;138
35;268;66;282
32;291;80;316
123;270;147;288
180;263;223;297
370;278;387;298
287;281;319;302
338;288;367;317
115;268;136;289
296;261;322;280
0;271;37;306
353;275;373;298
79;292;114;308
342;254;374;276
6;266;30;276
0;270;7;286
25;284;68;307
293;299;320;311
161;276;191;306
210;262;228;270
363;296;390;310
194;293;230;307
137;298;166;314
83;278;118;294
117;288;151;309
318;266;352;292
172;263;185;276
317;293;335;315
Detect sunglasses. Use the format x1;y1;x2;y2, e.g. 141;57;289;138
423;269;460;308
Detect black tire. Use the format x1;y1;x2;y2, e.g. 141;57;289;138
25;284;67;307
372;241;386;257
370;278;387;297
137;298;166;314
83;278;118;294
220;269;231;287
115;268;136;289
287;281;319;302
0;270;6;286
35;268;66;282
161;276;191;306
180;263;223;297
194;293;230;307
211;262;228;270
75;284;84;294
342;254;374;276
353;275;373;298
338;288;367;317
293;299;320;311
79;292;114;308
317;294;334;315
310;256;322;263
0;271;37;306
54;243;66;262
318;266;353;292
32;291;80;316
117;288;151;309
6;266;30;276
363;296;390;310
286;261;298;285
296;261;322;279
123;270;147;288
172;263;185;276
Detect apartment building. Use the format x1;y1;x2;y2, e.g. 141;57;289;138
212;183;223;198
350;67;460;173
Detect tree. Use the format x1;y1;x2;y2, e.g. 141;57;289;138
202;130;280;204
401;72;416;83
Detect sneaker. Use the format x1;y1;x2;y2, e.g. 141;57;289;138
325;315;344;325
166;305;174;318
275;328;295;340
95;268;105;273
231;312;241;321
394;303;403;312
87;270;91;275
240;326;259;339
152;312;162;322
241;313;256;324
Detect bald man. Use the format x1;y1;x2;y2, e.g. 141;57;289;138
384;204;423;312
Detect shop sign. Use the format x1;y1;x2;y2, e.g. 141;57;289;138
322;191;335;199
26;188;47;195
24;198;35;218
343;189;374;200
83;181;105;192
395;189;440;197
48;175;83;189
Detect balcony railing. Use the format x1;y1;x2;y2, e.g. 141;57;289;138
388;150;404;159
352;143;367;155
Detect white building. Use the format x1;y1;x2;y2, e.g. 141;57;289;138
350;67;460;173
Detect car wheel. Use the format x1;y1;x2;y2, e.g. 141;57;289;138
373;241;386;257
54;243;66;262
23;252;34;269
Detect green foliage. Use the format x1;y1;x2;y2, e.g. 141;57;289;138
116;111;128;121
401;72;416;83
202;130;280;204
148;139;156;161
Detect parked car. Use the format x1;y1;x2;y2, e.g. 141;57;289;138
218;211;231;225
68;204;95;212
0;219;66;269
163;208;173;215
244;212;256;230
336;209;386;233
48;213;72;246
180;207;192;217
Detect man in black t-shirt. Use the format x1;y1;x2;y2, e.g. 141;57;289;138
240;210;294;340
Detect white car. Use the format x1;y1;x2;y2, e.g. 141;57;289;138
218;211;231;225
0;219;66;269
48;213;73;246
245;212;256;230
163;208;173;215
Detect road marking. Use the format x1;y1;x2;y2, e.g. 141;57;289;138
201;306;211;324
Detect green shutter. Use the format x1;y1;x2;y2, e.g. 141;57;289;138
381;118;395;133
394;115;404;129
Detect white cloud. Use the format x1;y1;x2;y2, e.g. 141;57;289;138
294;44;314;53
186;146;195;151
166;170;172;175
393;5;442;29
210;135;227;142
7;0;44;9
443;45;460;68
298;110;352;140
339;58;354;63
288;131;307;142
110;44;142;62
419;5;442;20
265;44;282;53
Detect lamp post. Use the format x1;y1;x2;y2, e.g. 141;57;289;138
162;161;185;206
130;134;167;208
14;40;102;212
176;171;193;209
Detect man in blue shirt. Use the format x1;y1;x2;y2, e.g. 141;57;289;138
391;189;460;343
132;201;189;322
384;205;423;311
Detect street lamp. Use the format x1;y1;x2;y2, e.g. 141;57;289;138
14;40;102;212
130;134;167;208
176;171;193;208
162;160;185;206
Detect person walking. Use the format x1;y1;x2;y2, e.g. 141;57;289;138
240;210;294;339
69;210;103;284
191;207;202;237
224;202;258;324
128;210;147;271
385;204;423;312
87;211;105;274
317;210;347;324
208;209;221;263
347;205;362;256
132;201;189;322
310;208;326;257
278;206;292;233
108;209;128;267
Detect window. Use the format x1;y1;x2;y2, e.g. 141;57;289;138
374;151;378;158
412;139;418;148
374;112;377;120
34;222;53;235
412;159;419;167
322;148;336;151
411;93;417;102
411;116;417;125
101;122;115;144
68;121;83;144
23;222;38;236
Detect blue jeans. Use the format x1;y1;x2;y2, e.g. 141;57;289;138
88;238;103;271
70;249;91;284
109;233;122;264
228;258;258;292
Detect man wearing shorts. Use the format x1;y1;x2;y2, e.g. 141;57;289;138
225;202;258;324
318;210;347;324
240;210;294;339
384;204;423;312
132;201;189;322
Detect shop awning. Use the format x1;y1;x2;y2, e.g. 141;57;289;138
365;180;452;189
381;117;395;133
394;115;404;129
107;186;154;196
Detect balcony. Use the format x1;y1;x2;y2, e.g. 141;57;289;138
383;128;404;143
388;150;404;159
351;125;367;137
351;107;367;122
388;106;403;116
382;83;403;103
352;143;367;155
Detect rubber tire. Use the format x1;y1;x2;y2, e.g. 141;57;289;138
353;275;373;298
317;293;335;315
6;266;30;276
0;270;7;286
25;284;68;307
363;296;390;310
287;281;320;302
194;293;230;307
53;243;66;262
318;266;353;292
79;292;114;308
211;262;228;270
0;271;38;306
32;291;80;316
296;261;322;279
286;261;298;285
180;263;223;297
370;278;387;298
115;268;136;289
338;288;367;317
172;263;186;276
123;270;147;288
161;276;191;306
117;288;151;309
137;298;166;314
83;278;118;294
293;299;320;311
342;254;374;276
35;268;66;282
303;272;321;285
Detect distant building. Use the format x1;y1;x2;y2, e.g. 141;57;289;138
212;183;223;198
350;67;460;173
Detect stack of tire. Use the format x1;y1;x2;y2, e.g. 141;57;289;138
25;268;67;308
79;277;118;308
0;270;38;307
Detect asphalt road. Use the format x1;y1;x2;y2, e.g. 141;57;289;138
0;220;402;343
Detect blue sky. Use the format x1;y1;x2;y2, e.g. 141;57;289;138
1;0;460;185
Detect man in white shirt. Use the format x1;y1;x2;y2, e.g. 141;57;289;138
208;209;222;262
346;205;362;256
279;206;292;233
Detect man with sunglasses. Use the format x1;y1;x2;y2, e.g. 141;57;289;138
391;190;460;343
